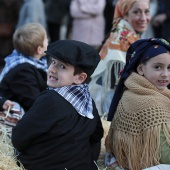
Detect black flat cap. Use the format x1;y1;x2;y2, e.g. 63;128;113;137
45;40;100;76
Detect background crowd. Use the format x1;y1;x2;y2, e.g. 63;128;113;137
1;0;169;72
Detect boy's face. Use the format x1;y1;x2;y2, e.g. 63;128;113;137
47;58;84;88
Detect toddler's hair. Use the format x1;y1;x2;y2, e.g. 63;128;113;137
13;23;46;56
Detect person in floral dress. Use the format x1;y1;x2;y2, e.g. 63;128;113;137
89;0;151;116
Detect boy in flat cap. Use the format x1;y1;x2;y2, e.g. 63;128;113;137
12;40;104;170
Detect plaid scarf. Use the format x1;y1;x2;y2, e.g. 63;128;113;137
49;84;94;119
0;50;48;82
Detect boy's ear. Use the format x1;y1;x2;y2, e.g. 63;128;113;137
137;64;144;76
74;73;87;84
37;45;44;55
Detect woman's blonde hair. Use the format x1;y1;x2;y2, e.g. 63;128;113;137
13;23;46;56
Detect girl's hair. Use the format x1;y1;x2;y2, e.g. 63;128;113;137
13;23;46;56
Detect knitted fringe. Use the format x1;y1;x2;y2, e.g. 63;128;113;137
108;125;167;170
89;60;125;116
162;124;170;146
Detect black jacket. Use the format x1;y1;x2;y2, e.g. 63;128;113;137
12;90;103;170
153;0;170;43
0;63;47;111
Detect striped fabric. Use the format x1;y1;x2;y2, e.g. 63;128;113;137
49;84;94;119
0;50;47;82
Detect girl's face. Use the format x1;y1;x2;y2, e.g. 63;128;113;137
124;0;150;34
47;58;85;88
137;53;170;90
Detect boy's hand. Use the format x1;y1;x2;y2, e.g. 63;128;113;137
3;100;14;110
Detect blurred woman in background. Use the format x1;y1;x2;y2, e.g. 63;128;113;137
89;0;151;116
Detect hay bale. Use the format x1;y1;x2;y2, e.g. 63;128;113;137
97;113;111;170
0;125;25;170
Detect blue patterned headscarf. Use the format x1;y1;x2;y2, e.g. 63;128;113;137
108;38;170;121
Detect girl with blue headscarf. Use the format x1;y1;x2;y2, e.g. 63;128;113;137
106;38;170;170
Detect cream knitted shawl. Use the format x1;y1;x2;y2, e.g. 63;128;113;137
106;72;170;170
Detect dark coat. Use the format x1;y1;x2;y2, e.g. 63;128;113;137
153;0;170;43
0;63;47;111
12;89;103;170
45;0;71;24
0;0;22;68
0;97;6;110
